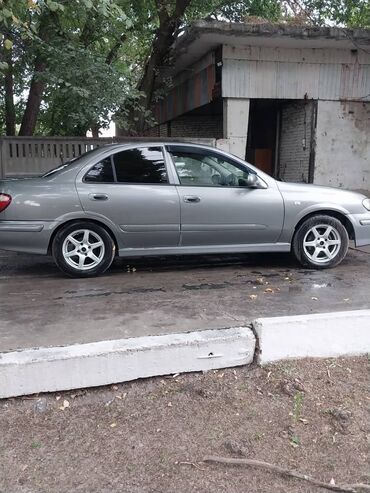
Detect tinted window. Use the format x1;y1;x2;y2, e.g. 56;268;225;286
113;147;168;184
168;147;251;187
85;157;114;182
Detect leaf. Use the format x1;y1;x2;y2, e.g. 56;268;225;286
4;39;13;50
59;399;70;410
47;1;61;12
82;0;94;8
3;8;13;18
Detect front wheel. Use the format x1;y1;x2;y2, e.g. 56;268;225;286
292;215;349;269
52;221;115;277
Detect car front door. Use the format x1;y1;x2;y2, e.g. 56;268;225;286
166;145;284;247
76;145;180;249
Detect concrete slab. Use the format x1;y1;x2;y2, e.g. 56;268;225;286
0;327;255;399
254;310;370;364
1;247;370;351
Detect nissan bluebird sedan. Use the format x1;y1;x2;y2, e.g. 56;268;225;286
1;143;370;277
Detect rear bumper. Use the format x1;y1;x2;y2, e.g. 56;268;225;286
0;221;51;254
348;213;370;247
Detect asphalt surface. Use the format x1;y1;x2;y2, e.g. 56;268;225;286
1;246;370;352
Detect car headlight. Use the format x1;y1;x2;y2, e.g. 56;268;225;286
363;199;370;211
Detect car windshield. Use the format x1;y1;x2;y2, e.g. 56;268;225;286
42;148;101;177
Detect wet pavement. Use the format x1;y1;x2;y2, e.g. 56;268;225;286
0;246;369;351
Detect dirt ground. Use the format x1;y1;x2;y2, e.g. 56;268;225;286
1;357;369;493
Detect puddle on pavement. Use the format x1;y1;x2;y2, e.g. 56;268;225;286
312;283;332;289
54;286;167;300
182;282;231;290
288;285;303;293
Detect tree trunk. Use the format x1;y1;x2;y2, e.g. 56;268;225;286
129;0;192;134
3;44;16;136
18;58;47;136
19;10;57;136
91;123;100;138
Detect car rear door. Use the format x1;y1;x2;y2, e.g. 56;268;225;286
166;145;284;247
76;145;180;249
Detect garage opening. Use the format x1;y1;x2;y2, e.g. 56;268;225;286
246;99;317;183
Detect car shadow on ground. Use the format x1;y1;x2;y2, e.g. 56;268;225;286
0;250;301;279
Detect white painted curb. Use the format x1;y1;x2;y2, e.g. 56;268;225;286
254;309;370;364
0;327;255;399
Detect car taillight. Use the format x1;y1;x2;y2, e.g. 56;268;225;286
0;194;12;213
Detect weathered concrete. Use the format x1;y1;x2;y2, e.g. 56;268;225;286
222;98;250;158
315;101;370;190
254;310;370;364
0;327;255;399
1;247;370;352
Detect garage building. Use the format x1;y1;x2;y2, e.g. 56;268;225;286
118;21;370;193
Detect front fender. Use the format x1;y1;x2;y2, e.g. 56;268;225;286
279;203;352;244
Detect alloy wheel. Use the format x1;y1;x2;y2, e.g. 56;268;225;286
302;224;341;264
62;229;105;270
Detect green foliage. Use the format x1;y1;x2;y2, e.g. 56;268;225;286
1;0;368;136
293;391;304;423
298;0;370;28
209;0;282;22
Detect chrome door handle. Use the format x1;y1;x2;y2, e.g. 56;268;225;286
183;195;200;203
89;193;108;201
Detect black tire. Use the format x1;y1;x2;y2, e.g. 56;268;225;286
52;221;115;278
292;215;349;269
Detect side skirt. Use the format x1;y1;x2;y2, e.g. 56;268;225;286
118;243;291;257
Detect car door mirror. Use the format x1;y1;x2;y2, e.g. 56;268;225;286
246;173;260;188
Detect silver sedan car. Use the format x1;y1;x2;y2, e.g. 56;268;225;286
1;142;370;277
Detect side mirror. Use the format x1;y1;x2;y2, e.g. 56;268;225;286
246;173;259;188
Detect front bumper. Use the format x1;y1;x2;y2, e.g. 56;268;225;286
348;212;370;247
0;221;51;254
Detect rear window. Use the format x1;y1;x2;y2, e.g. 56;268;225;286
84;157;114;183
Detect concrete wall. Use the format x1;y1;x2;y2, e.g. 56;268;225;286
314;101;370;191
279;101;314;183
223;98;250;158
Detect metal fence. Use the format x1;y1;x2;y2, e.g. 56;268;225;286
0;136;216;178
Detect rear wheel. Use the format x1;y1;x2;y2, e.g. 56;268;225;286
292;215;349;269
52;221;115;277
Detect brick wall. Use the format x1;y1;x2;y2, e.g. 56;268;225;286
143;114;223;139
279;101;315;183
169;115;223;138
141;124;168;137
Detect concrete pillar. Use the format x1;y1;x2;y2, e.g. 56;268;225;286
223;98;250;159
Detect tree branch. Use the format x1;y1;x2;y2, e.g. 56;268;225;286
155;0;170;25
173;0;193;19
203;456;370;493
105;32;127;65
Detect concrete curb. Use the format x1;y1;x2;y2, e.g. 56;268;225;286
1;309;369;398
254;309;370;364
0;327;255;399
